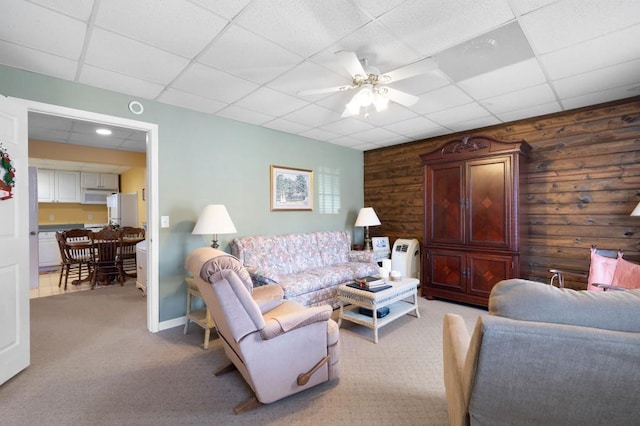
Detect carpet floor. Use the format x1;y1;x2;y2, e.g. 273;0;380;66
1;284;484;425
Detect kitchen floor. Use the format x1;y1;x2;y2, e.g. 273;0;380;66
32;269;137;299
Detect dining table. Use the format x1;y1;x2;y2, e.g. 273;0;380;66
67;237;145;286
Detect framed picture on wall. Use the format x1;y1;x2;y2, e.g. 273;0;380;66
270;165;313;211
371;237;390;252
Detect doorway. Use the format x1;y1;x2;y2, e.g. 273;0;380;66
24;99;159;332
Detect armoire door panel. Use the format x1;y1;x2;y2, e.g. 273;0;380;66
468;254;514;298
467;157;511;248
427;163;464;244
428;250;465;291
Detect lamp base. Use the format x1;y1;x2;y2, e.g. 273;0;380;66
364;226;372;251
211;239;219;249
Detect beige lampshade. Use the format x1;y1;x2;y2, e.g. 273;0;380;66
192;204;237;236
631;201;640;217
355;207;381;227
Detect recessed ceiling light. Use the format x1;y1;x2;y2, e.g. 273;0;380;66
96;128;112;136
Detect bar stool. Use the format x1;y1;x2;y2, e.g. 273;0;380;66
184;277;216;349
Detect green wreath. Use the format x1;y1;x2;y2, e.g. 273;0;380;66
0;144;15;200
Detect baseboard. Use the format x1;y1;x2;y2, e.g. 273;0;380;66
158;315;186;331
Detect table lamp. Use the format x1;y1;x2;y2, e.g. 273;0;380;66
192;204;237;249
355;207;381;251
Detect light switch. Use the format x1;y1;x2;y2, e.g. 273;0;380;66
161;216;170;228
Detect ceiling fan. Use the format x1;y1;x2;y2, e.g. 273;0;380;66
298;51;438;118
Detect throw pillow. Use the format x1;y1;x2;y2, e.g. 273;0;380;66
611;258;640;289
587;248;620;291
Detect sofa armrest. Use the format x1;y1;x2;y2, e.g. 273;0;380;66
443;314;474;426
260;305;332;340
253;284;284;314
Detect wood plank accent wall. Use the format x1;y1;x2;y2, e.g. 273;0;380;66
364;96;640;290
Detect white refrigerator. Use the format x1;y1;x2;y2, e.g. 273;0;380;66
107;193;138;227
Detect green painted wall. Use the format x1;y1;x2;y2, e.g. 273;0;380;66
0;65;365;322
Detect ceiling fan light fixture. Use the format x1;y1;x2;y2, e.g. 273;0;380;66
373;88;389;112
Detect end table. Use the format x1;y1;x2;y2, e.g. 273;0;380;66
184;277;215;349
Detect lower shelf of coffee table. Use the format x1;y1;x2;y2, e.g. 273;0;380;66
339;300;417;332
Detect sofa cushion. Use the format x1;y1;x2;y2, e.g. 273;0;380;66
489;279;640;333
611;258;640;289
315;231;350;266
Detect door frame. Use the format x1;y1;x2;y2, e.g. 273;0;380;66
23;99;160;332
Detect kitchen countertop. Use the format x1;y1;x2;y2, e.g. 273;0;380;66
39;223;85;232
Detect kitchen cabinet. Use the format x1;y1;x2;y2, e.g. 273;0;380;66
37;169;81;203
38;231;61;268
420;135;530;307
80;172;119;190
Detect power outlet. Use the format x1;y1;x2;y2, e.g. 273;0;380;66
88;214;93;220
49;214;54;221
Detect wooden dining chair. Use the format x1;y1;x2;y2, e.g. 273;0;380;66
91;228;124;289
56;229;93;290
120;227;145;278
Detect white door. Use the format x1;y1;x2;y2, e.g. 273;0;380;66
0;96;30;386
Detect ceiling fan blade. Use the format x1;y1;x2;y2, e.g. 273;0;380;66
298;85;354;96
380;57;438;83
382;87;419;107
335;51;367;79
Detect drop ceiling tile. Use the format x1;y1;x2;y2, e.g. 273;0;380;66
350;0;407;18
262;118;312;134
189;0;252;19
29;0;95;20
388;71;450;97
457;58;546;100
377;0;515;56
118;140;146;152
84;29;190;85
0;1;86;58
520;0;640;54
299;128;341;141
158;88;227;114
198;25;303;84
496;101;561;123
236;0;370;56
509;0;557;15
434;22;534;83
384;116;444;138
216;105;275;125
327;135;367;148
79;65;165;99
172;63;259;103
560;84;640;111
481;83;556;114
281;104;343;128
373;135;413;147
30;113;73;132
0;41;78;80
316;91;357;114
311;21;422;73
318;117;375;135
540;24;640;80
348;126;401;143
446;116;501;132
552;58;640;99
412;85;473;115
29;128;70;143
233;87;309;117
269;60;352;97
96;0;228;57
426;102;492;127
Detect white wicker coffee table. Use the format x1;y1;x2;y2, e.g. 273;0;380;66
337;277;420;343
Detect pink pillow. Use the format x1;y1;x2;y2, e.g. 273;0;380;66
611;258;640;289
587;248;620;291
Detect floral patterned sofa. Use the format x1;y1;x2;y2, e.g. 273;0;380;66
230;231;379;307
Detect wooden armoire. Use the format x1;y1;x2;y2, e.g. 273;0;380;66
420;135;531;307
